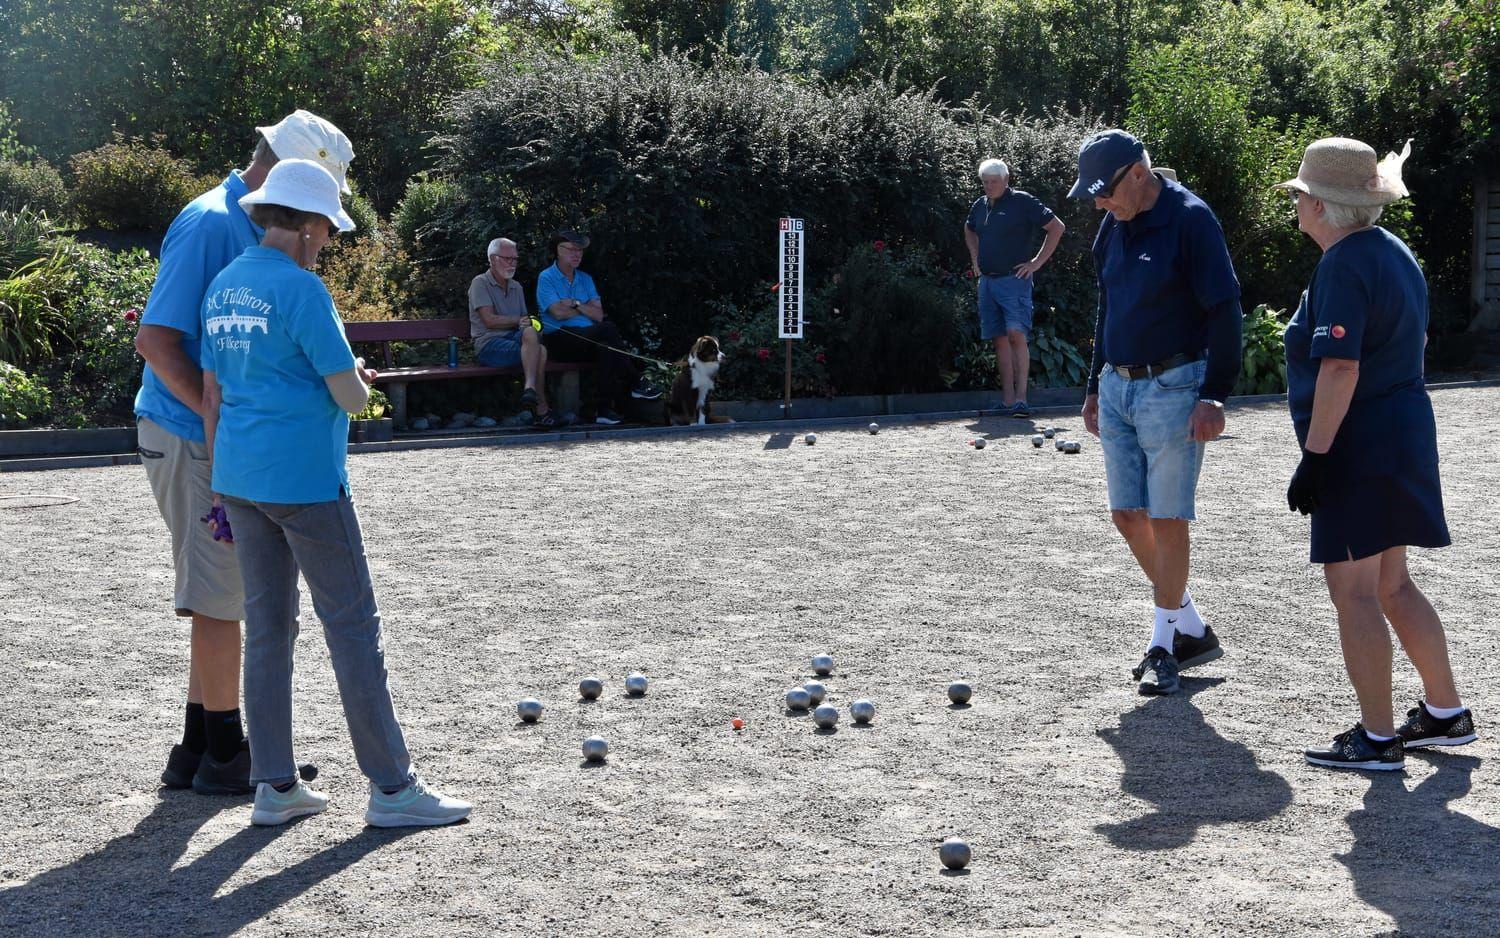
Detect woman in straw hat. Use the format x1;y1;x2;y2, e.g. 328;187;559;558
1278;138;1475;772
199;158;473;826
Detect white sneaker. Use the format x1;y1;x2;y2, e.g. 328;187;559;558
250;780;330;826
364;775;472;828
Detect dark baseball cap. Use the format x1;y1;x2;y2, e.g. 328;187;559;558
1068;129;1147;199
554;229;590;249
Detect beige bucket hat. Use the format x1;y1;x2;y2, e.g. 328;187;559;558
257;109;355;195
1274;137;1411;206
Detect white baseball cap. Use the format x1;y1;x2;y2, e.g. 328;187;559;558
239;159;356;232
256;109;355;194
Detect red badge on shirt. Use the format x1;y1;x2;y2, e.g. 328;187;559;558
1331;324;1346;339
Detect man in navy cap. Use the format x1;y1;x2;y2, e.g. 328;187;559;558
1070;129;1243;696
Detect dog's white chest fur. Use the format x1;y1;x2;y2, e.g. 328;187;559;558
689;358;719;423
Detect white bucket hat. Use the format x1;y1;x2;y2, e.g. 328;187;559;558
257;109;355;194
238;159;356;232
1274;137;1411;207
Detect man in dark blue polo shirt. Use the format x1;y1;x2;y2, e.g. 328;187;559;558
964;158;1066;418
1070;129;1243;696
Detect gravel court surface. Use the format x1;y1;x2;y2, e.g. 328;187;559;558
1;385;1497;937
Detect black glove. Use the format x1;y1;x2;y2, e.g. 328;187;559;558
1286;448;1329;516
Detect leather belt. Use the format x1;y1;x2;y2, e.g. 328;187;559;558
1110;351;1201;380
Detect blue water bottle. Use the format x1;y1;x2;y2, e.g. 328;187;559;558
447;336;458;368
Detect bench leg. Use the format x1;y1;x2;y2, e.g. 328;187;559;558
387;382;409;429
554;371;581;415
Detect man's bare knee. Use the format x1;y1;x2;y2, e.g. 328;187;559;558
1111;508;1149;534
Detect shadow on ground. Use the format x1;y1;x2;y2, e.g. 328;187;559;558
1094;677;1293;851
1340;753;1500;937
0;791;417;938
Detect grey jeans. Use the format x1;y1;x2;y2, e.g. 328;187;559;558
224;492;412;789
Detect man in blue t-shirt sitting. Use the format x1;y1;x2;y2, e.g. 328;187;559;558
1070;129;1243;697
535;231;660;425
133;110;351;794
964;158;1066;418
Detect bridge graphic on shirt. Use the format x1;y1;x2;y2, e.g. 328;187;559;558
206;313;269;335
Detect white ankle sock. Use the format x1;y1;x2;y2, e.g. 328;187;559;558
1149;606;1179;654
1365;729;1395;742
1425;701;1467;720
1176;590;1206;638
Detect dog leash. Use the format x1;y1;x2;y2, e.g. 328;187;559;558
552;325;677;369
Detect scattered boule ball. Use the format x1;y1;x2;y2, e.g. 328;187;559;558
939;838;972;870
579;677;604;700
516;698;543;722
625;672;648;696
813;704;840;729
581;735;609;762
811;654;834;676
803;681;827;706
785;687;812;711
1030;434;1044;447
868;422;879;435
1055;438;1068;451
850;699;876;724
972;438;987;450
1065;441;1082;454
1043;427;1056;439
805;432;818;445
947;681;973;705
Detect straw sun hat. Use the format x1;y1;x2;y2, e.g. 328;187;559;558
1274;137;1412;207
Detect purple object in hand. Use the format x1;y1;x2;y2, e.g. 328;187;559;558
201;504;234;544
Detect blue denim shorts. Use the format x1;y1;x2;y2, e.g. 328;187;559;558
977;275;1034;340
1097;359;1207;520
476;331;524;367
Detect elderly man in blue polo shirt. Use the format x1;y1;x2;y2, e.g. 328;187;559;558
964;158;1066;418
133;110;351;793
1071;129;1243;696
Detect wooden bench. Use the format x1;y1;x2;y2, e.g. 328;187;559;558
344;318;586;427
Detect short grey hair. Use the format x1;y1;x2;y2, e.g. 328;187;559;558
487;237;517;258
250;136;278;167
1320;199;1383;229
978;158;1009;179
1139;149;1153;171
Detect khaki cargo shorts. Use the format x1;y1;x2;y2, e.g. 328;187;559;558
137;417;245;621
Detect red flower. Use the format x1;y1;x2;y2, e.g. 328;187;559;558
728;330;740;342
815;352;826;364
873;240;886;252
123;309;139;322
757;347;771;361
963;269;975;279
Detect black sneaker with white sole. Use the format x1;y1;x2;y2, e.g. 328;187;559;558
1131;646;1180;695
594;408;623;425
1396;702;1477;749
1172;625;1224;670
1304;723;1405;771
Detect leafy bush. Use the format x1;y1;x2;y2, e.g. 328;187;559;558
708;294;832;401
0;253;68;366
318;228;416;324
354;387;388;421
1236;304;1290;396
0;206;63;276
0;360;52;428
0;159;69;217
68;136;211;232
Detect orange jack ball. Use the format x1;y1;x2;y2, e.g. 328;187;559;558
731;718;745;730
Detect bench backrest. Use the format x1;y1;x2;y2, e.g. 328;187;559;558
345;317;470;368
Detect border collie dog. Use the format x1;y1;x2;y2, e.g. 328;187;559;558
666;335;728;425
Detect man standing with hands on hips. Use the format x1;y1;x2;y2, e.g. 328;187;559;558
1071;129;1243;696
964;158;1066;418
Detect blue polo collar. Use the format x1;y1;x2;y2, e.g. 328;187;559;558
1126;174;1184;231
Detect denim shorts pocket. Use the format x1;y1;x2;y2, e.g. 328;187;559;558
1152;360;1205;392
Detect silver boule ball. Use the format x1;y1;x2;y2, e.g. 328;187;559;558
1031;434;1044;447
625;672;648;696
805;432;817;445
868;422;879;435
947;681;973;705
1055;437;1067;451
516;697;543;722
1065;441;1081;454
973;437;987;449
811;654;834;676
939;838;972;870
581;735;609;762
850;699;876;724
578;677;604;700
1043;427;1056;439
785;687;812;711
802;681;827;705
813;704;840;729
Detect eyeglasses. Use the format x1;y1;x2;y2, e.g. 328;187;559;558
1097;162;1137;200
495;254;520;264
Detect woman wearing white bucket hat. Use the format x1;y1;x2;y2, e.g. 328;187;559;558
200;159;473;826
1278;138;1475;772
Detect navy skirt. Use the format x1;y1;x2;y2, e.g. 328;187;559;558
1296;389;1450;564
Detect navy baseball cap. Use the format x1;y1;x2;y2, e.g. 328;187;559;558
1068;129;1147;199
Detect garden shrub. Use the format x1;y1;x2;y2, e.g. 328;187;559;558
0;206;64;276
1236;304;1290;396
0;360;51;429
0;252;68;367
68;136;212;232
318;228;416;324
0;159;69;217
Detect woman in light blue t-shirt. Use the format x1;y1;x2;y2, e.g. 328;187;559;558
200;159;472;828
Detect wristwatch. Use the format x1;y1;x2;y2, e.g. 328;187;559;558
571;299;582;311
1198;398;1224;408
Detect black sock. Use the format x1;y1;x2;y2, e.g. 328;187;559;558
205;708;245;764
182;702;207;754
273;780;297;793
